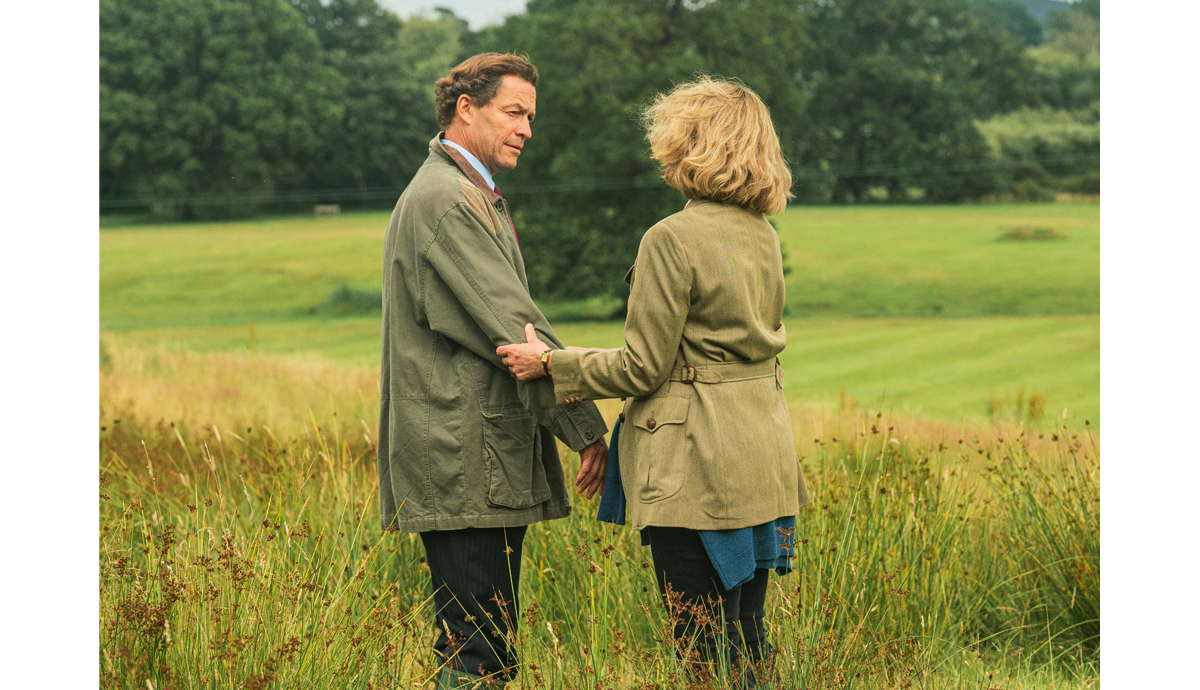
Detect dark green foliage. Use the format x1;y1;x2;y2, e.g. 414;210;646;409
977;107;1099;199
1026;0;1099;111
101;0;467;218
795;0;1035;204
976;0;1098;197
286;1;454;194
970;0;1043;45
478;0;808;303
100;0;348;219
988;0;1071;24
1026;52;1099;113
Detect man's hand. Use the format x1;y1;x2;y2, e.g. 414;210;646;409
576;439;608;499
497;324;550;380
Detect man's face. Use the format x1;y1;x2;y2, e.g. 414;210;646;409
458;76;536;174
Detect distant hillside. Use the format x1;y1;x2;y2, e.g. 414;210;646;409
973;0;1073;24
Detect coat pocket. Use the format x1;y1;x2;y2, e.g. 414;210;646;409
627;395;691;503
482;412;550;509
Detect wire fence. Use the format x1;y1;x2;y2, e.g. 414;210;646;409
99;154;1098;210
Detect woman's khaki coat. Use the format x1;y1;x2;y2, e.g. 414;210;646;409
551;200;811;531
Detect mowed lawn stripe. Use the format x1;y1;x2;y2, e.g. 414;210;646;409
774;315;1099;425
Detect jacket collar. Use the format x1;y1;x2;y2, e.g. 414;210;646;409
430;134;501;205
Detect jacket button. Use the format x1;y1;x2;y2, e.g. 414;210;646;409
646;418;656;429
585;430;594;440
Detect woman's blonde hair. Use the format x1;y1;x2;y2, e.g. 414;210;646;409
643;77;793;216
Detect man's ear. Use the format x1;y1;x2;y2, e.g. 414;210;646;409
456;94;474;125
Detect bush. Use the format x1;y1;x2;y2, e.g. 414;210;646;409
976;107;1099;198
318;283;381;316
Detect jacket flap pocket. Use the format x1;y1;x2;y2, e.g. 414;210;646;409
631;396;690;432
482;413;549;509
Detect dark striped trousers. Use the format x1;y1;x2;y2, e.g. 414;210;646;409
419;526;527;679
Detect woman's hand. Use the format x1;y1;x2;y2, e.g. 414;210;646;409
497;324;551;381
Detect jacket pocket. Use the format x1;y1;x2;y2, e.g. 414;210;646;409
627;395;690;503
482;412;550;509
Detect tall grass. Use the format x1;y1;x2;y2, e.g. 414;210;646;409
99;348;1098;689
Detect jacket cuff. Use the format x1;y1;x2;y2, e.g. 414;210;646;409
550;349;586;404
555;401;609;452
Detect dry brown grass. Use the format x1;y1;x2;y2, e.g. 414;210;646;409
100;341;1080;464
100;341;381;440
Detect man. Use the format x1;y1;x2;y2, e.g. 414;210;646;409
377;53;609;689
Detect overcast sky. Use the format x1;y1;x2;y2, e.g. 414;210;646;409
376;0;529;30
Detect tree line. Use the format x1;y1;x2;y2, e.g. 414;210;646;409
100;0;1098;302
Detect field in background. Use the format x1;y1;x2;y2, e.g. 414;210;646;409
100;203;1099;329
100;202;1099;427
773;204;1098;318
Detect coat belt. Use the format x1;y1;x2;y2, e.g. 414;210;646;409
667;358;782;385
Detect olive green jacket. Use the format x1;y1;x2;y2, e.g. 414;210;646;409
378;135;608;533
551;200;811;531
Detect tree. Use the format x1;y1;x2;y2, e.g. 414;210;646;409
976;107;1099;198
1025;0;1098;111
970;0;1043;46
973;0;1098;198
476;0;808;305
794;0;1034;203
287;1;464;195
100;0;346;218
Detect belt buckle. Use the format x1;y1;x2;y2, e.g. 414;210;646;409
680;364;696;384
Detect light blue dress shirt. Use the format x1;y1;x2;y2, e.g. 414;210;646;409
441;138;496;191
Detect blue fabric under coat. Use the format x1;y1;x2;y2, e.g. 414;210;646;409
595;417;626;524
596;416;795;590
698;516;795;590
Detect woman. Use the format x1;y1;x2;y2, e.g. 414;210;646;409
497;77;811;683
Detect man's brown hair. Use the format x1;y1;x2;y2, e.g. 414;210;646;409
435;53;539;130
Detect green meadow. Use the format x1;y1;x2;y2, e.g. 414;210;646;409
773;204;1099;318
101;202;1099;427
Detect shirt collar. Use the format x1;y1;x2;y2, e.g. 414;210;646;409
440;138;495;191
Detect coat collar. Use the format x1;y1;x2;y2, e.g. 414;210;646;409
430;133;501;205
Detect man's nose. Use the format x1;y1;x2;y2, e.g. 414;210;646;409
516;118;532;139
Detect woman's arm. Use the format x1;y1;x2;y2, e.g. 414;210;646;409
497;333;615;381
498;224;692;403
